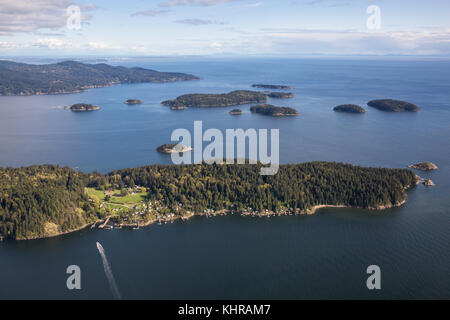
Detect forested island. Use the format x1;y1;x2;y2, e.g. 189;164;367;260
334;104;366;113
250;104;299;116
162;90;268;109
252;84;293;90
69;103;100;112
367;99;420;112
267;92;294;99
0;60;199;96
124;99;143;105
229;109;243;115
0;162;417;240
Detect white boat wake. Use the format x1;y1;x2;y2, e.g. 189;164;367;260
96;242;122;300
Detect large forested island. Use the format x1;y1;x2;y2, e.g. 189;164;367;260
0;162;417;241
162;90;268;109
0;60;199;96
250;104;299;116
367;99;420;112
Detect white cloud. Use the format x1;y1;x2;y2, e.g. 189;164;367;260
246;2;263;7
33;38;66;49
0;38;121;52
162;0;240;7
175;19;227;25
0;0;95;35
245;28;450;55
131;9;170;17
88;41;121;50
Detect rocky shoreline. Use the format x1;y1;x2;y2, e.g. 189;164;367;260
11;199;411;241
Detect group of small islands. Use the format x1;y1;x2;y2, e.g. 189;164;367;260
161;87;420;116
63;100;144;112
334;100;420;114
408;161;438;187
161;86;295;113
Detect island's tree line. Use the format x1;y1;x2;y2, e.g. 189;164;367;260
0;162;417;240
0;165;97;240
90;162;416;216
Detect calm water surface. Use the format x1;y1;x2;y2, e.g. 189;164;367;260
0;58;449;299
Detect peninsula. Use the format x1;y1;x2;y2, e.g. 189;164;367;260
250;104;299;116
0;162;417;241
334;104;366;113
0;60;199;96
367;99;420;112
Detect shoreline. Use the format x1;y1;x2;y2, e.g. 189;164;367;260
15;221;98;241
8;199;408;242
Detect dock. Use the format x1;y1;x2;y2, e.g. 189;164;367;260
98;216;111;229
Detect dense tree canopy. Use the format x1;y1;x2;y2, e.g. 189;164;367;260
92;162;416;216
0;165;97;240
1;162;417;240
0;60;199;96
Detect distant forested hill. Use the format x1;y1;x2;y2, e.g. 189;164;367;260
0;60;199;96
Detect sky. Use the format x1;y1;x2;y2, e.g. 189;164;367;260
1;0;450;57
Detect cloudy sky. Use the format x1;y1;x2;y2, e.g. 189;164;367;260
1;0;450;56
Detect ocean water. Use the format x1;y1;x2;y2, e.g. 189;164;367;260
0;57;449;299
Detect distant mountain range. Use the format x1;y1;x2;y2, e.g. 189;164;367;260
0;60;199;96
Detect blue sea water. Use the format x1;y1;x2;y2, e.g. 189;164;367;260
0;57;449;299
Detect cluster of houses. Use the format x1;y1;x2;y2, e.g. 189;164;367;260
241;206;300;217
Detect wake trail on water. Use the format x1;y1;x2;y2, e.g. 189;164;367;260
96;242;122;300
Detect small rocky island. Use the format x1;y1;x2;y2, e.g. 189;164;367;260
162;90;268;109
368;99;420;112
124;99;143;105
252;84;293;90
229;109;243;115
267;92;294;99
408;162;439;171
157;143;192;154
69;103;100;112
334;104;366;114
250;104;299;116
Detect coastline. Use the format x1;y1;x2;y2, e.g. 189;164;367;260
9;198;408;242
0;79;199;97
15;221;98;241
